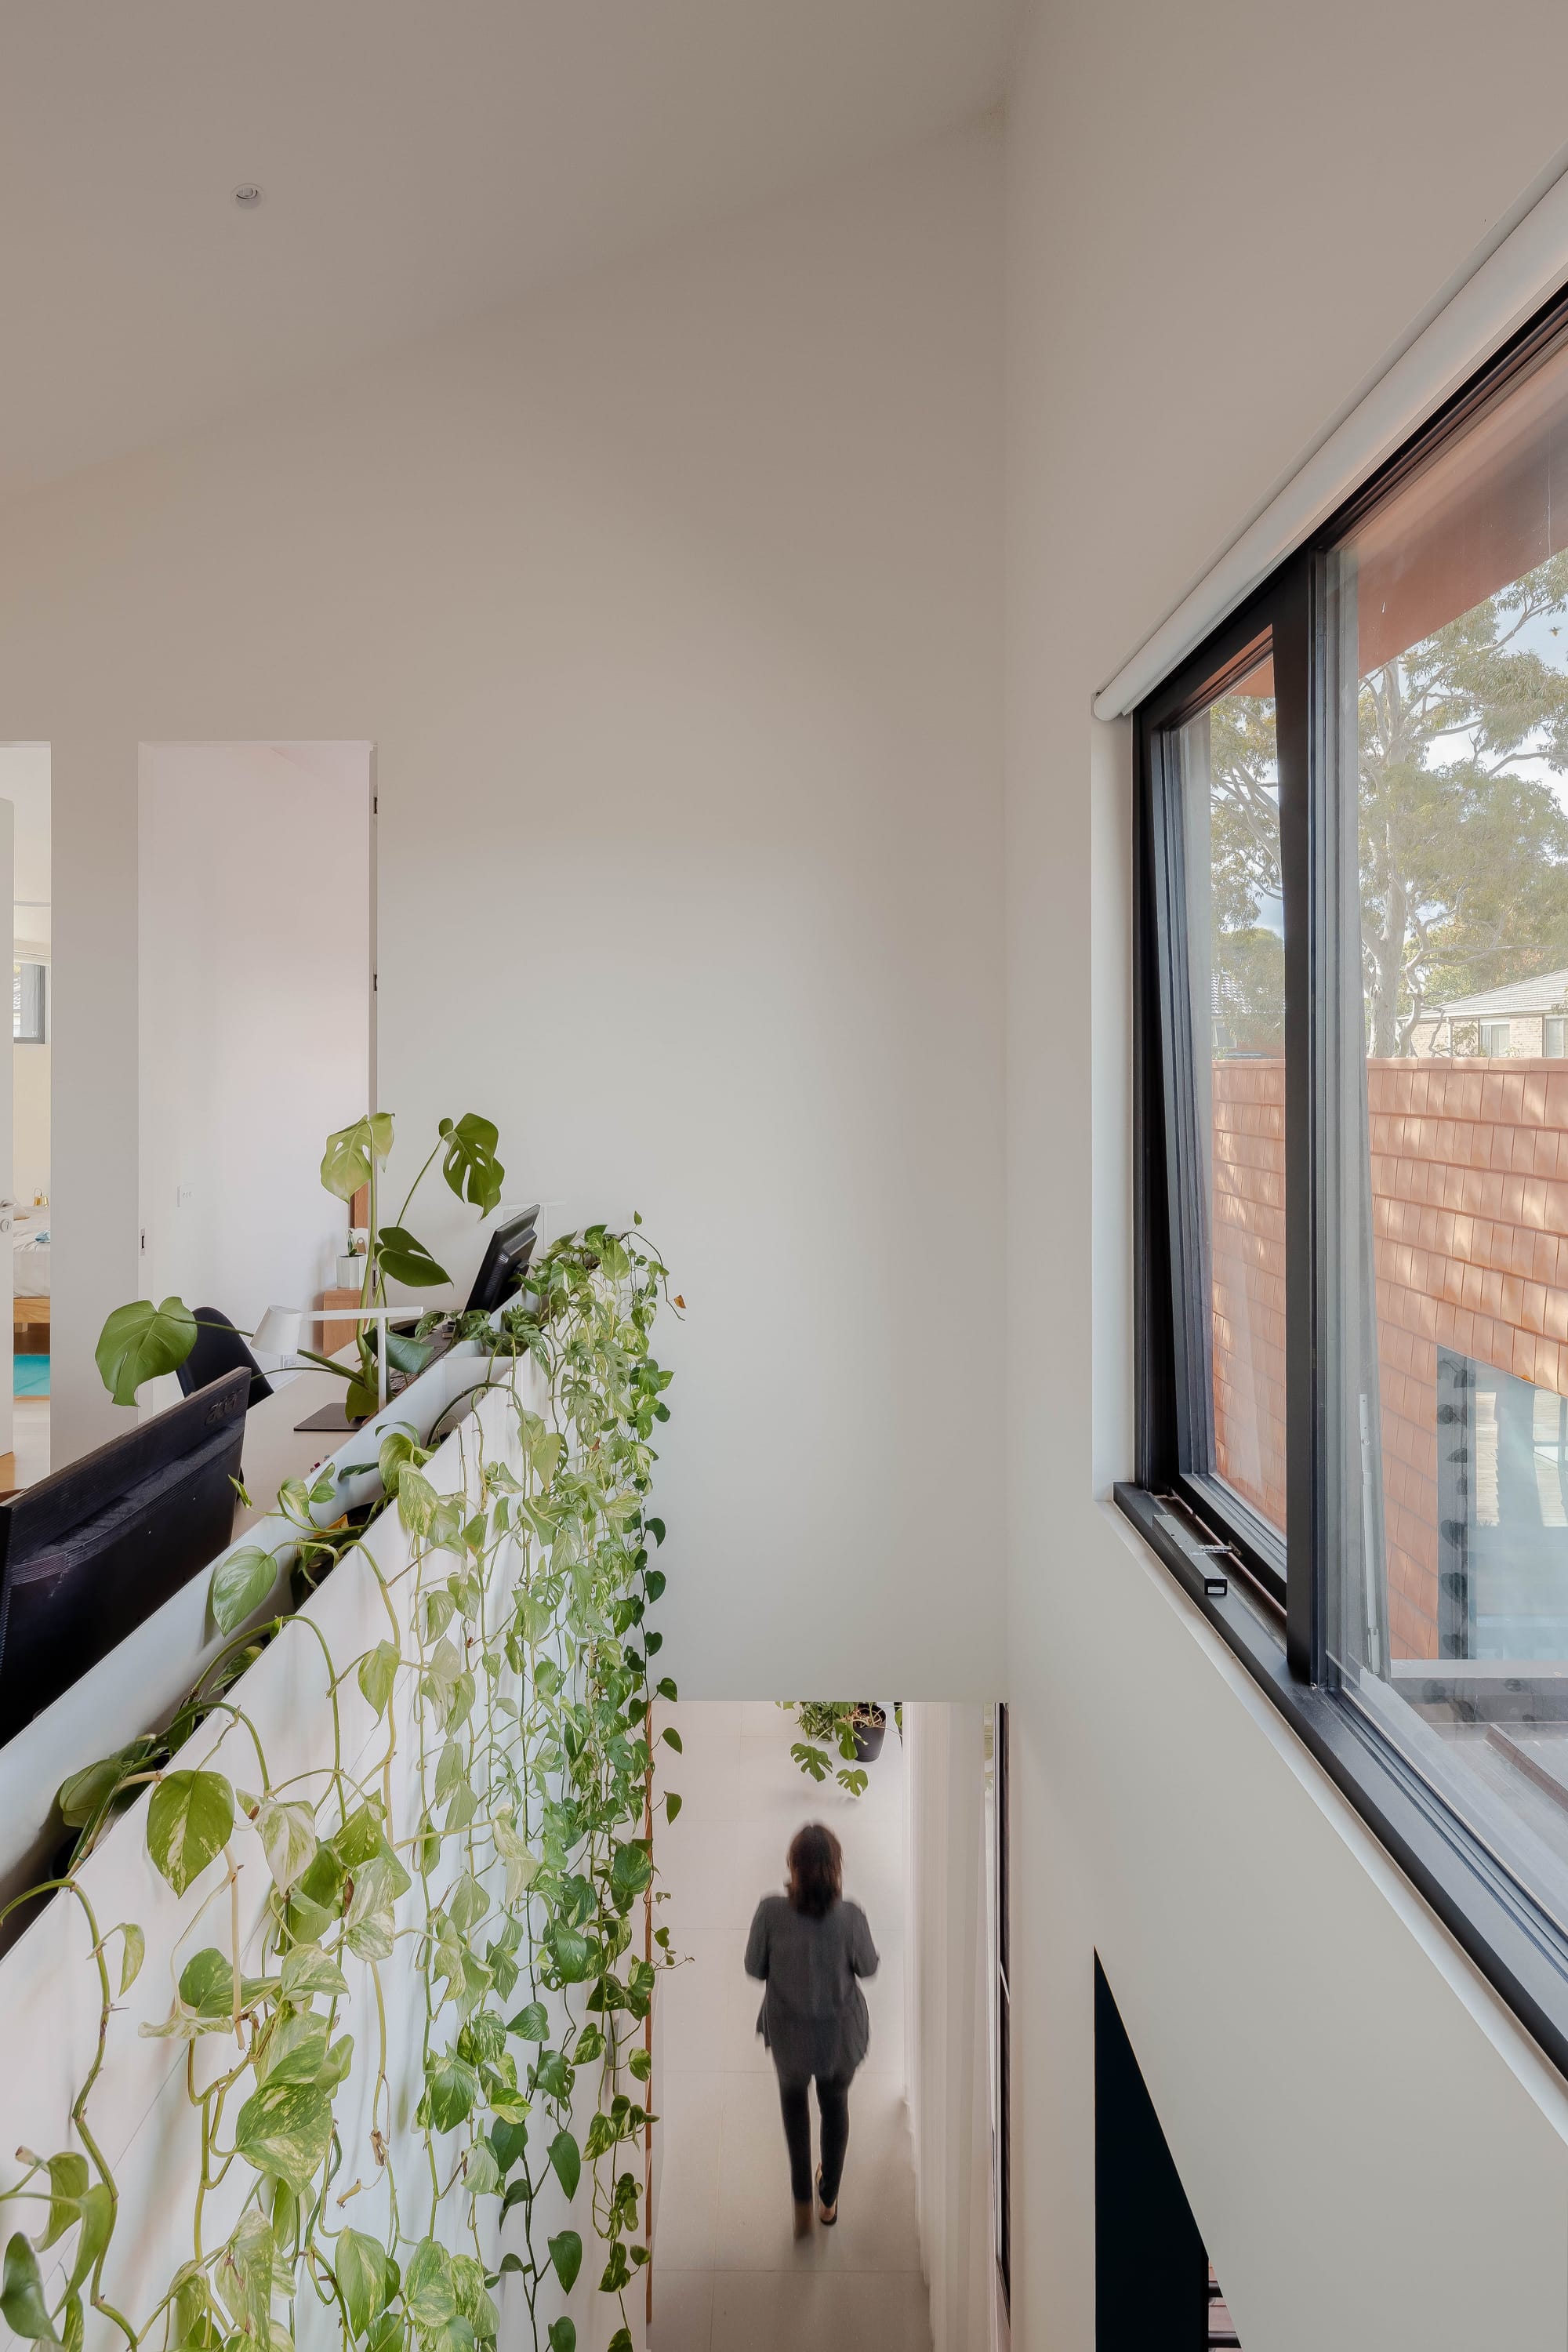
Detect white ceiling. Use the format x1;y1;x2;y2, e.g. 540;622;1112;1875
0;0;1017;501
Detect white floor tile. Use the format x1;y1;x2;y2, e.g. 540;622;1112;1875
648;2265;713;2351
709;2266;933;2352
652;2071;726;2269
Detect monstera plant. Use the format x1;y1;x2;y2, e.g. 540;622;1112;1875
95;1111;506;1418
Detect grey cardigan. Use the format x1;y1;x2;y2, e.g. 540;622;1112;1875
744;1893;879;2083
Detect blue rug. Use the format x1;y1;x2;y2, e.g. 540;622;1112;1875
15;1355;49;1398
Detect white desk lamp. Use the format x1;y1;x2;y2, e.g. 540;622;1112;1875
253;1199;567;1418
252;1303;408;1413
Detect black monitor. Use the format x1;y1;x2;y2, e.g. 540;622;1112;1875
0;1368;249;1745
464;1203;540;1316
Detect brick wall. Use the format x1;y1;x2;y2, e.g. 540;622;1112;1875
1209;1058;1568;1659
1210;1062;1287;1531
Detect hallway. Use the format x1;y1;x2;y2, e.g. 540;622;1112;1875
651;1700;933;2350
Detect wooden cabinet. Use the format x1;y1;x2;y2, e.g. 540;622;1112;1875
318;1290;365;1358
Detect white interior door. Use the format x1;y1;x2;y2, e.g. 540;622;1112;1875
0;800;16;1460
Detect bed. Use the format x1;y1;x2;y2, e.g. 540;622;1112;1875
13;1214;49;1336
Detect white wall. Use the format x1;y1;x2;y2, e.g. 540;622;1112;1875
1;742;52;1205
137;741;371;1350
0;125;1005;1700
13;1033;49;1207
1004;2;1568;2347
903;1702;995;2352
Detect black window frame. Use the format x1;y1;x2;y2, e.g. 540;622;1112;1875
1120;277;1568;2084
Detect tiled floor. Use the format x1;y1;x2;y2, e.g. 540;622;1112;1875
650;1700;931;2352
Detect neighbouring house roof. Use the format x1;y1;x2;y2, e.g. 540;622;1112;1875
1428;968;1568;1018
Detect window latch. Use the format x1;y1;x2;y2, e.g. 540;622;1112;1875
1153;1502;1232;1598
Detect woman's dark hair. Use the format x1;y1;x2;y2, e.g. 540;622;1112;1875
786;1824;843;1919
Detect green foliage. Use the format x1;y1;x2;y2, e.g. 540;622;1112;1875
1207;554;1568;1057
13;1169;678;2352
779;1700;882;1797
376;1225;452;1288
321;1112;396;1202
147;1769;235;1894
439;1114;506;1216
96;1104;511;1408
93;1295;198;1405
2;2234;57;2341
209;1545;281;1636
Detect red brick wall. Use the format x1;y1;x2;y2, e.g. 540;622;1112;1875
1209;1058;1568;1660
1210;1062;1287;1530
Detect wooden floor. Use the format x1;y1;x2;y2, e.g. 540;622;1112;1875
650;1701;931;2352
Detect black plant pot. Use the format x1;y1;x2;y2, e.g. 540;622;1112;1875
852;1706;887;1766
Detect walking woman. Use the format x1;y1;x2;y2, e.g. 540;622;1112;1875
745;1822;880;2237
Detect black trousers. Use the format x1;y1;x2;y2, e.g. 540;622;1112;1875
775;2067;853;2207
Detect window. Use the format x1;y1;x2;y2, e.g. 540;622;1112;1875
13;961;45;1045
1127;281;1568;2074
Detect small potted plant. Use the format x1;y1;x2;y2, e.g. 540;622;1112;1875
780;1700;887;1795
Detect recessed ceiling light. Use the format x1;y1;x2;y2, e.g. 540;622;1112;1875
233;183;264;208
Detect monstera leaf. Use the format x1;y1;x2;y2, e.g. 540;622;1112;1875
375;1225;451;1288
320;1113;394;1203
94;1296;197;1405
440;1114;505;1215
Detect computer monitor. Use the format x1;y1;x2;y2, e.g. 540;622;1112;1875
464;1203;540;1316
0;1367;249;1745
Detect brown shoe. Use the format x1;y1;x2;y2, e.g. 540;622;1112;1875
793;2201;814;2240
815;2168;837;2226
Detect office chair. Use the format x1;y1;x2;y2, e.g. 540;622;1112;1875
176;1307;274;1410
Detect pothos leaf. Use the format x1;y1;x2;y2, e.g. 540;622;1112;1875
358;1640;400;1719
209;1545;280;1636
405;2241;456;2332
280;1945;348;2000
64;2190;112;2298
424;2051;479;2132
35;2154;88;2249
252;1795;318;1893
2;2234;57;2340
546;2129;580;2201
147;1770;234;1894
321;1113;395;1203
397;1468;438;1540
233;2076;335;2195
259;2013;331;2086
333;2228;389;2339
546;2323;575;2352
546;2230;582;2295
215;2208;274;2336
117;1922;146;1994
94;1296;197;1406
56;1748;140;1831
177;1947;239;2018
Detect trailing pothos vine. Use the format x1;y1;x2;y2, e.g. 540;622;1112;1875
0;1173;680;2352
